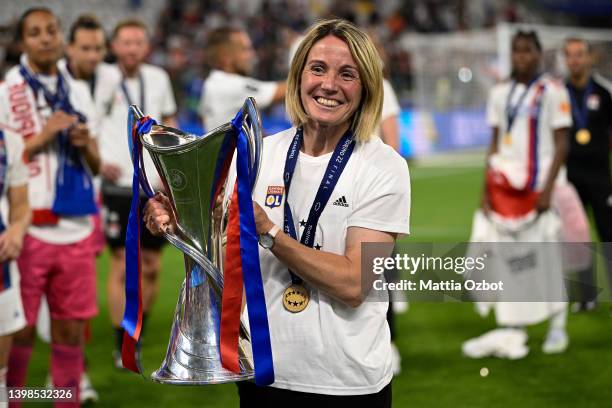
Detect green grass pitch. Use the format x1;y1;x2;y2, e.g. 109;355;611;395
22;160;612;407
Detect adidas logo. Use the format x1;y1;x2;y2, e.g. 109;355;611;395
333;196;349;207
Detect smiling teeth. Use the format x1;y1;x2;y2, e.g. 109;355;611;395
316;97;339;107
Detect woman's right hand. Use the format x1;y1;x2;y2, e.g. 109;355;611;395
144;192;176;235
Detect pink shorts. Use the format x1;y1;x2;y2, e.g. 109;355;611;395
17;234;98;325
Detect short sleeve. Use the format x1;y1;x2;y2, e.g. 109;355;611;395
381;80;400;122
486;86;502;128
72;82;100;140
5;130;28;187
548;84;572;130
243;78;278;109
198;81;206;120
160;71;177;117
348;151;411;235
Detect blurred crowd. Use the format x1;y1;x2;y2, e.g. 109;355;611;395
0;0;608;122
0;0;534;123
3;0;612;123
147;0;530;121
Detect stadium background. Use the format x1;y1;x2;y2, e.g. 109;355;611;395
1;0;611;406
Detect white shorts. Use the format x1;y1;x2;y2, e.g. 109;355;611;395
0;263;26;336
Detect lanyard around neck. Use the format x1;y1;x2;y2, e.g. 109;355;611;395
120;70;145;112
506;74;541;133
282;127;355;284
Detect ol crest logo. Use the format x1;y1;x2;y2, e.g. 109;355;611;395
265;186;284;208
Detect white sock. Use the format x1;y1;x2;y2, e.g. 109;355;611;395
1;366;7;408
548;307;568;332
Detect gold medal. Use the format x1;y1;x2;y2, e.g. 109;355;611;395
576;128;591;145
502;132;512;145
283;283;310;313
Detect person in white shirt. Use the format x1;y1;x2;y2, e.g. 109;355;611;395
61;14;118;256
466;30;581;358
99;19;177;368
380;80;401;151
55;14;112;403
147;19;410;407
61;15;117;111
199;27;286;132
483;32;570;210
0;129;31;408
0;8;100;404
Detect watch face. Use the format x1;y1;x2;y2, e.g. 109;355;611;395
259;233;274;249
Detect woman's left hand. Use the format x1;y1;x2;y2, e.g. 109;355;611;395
0;225;26;263
252;201;275;235
537;188;552;213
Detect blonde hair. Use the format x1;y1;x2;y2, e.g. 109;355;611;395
286;19;383;143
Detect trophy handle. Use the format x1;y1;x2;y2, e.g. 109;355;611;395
240;97;263;191
128;105;224;294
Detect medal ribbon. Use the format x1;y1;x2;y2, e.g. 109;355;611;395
505;75;541;135
526;83;546;191
567;79;593;130
18;64;97;218
214;131;240;374
121;114;157;374
220;183;243;374
121;72;146;113
216;110;274;386
282;127;355;284
0;130;10;292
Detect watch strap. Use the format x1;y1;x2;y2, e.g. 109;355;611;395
267;224;281;239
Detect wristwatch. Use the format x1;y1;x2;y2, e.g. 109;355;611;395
259;224;281;249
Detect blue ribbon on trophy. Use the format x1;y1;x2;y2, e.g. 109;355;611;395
122;98;274;386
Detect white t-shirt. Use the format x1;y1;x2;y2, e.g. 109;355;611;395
381;79;401;122
58;59;120;121
0;128;30;236
0;57;99;244
245;127;410;395
486;74;572;191
0;129;29;323
99;63;177;188
373;79;401;142
199;69;278;132
1;129;29;190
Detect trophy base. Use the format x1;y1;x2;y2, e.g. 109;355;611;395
151;365;254;385
151;282;256;385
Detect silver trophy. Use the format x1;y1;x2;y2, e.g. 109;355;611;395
129;98;263;384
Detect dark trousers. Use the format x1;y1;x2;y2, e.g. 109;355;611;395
385;260;399;340
237;381;392;408
569;175;612;301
